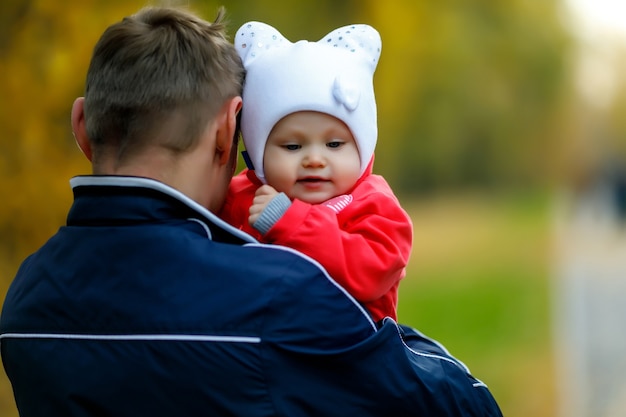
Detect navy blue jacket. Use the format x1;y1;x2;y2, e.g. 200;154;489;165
1;176;502;416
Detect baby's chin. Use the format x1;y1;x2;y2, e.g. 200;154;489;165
289;192;333;205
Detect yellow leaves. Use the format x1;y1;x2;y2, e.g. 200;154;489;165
0;1;151;264
363;1;426;110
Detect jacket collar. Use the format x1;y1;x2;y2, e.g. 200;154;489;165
68;176;257;244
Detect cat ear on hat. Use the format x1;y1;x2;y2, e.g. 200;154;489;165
319;24;381;71
235;21;289;66
319;24;381;113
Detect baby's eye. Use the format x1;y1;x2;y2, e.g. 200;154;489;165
327;141;343;149
283;144;301;151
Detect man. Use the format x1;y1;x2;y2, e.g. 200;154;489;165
0;6;502;416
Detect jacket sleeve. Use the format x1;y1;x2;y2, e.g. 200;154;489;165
397;321;504;416
263;187;413;304
260;245;503;416
263;315;504;417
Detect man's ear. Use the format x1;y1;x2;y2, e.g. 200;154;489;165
215;96;243;165
71;97;93;162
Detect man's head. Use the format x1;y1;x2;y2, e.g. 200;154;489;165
235;21;381;184
71;6;244;210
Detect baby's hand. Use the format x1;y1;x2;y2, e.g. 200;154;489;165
249;185;279;226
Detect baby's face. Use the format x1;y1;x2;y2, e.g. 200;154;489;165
263;111;361;204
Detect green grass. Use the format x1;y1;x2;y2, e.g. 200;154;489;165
400;265;549;355
397;191;556;417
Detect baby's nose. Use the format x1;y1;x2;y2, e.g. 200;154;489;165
303;151;326;167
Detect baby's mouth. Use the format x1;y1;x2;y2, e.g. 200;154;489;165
297;177;330;189
298;177;326;183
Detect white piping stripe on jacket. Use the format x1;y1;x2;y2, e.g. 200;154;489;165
389;321;490;389
0;333;261;343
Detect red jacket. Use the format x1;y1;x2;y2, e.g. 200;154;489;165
220;162;413;321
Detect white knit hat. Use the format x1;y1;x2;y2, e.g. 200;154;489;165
235;21;381;183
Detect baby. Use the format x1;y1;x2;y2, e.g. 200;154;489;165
220;21;413;322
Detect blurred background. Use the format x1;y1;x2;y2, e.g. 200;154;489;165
1;0;625;416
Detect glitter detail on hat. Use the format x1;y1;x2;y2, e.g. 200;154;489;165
235;21;381;183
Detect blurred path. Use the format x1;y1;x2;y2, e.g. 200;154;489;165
553;181;626;417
